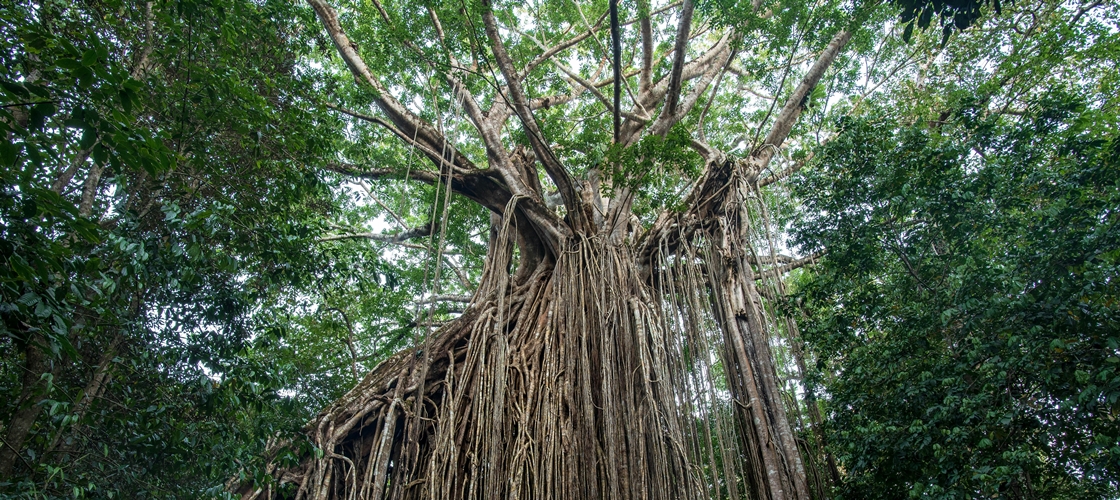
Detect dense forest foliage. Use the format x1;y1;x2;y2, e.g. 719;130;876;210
790;7;1120;496
0;0;1115;498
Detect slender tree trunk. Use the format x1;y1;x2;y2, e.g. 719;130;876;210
45;335;122;456
0;334;52;476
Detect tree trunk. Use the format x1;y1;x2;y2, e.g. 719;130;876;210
236;161;814;500
239;2;859;497
701;165;812;500
0;334;52;477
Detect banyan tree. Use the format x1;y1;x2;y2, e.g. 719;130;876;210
233;0;981;498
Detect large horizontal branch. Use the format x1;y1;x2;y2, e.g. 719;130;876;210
320;162;524;225
317;225;432;243
750;254;798;265
419;294;473;304
323;163;439;184
758;248;827;279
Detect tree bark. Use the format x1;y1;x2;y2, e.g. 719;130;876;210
704;177;812;500
0;334;52;477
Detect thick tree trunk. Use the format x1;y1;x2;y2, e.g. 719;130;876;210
243;2;854;496
238;173;814;500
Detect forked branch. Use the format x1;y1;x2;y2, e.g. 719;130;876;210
481;3;586;231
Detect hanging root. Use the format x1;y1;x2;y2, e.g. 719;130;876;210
236;231;810;500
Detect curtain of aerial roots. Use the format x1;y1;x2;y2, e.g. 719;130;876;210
250;219;816;500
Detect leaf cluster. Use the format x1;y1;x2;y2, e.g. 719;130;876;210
792;89;1120;498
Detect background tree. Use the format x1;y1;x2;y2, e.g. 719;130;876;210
791;2;1120;496
0;0;428;496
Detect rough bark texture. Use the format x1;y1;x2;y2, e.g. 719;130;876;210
235;160;819;500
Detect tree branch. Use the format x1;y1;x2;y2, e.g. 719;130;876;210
755;29;852;170
322;307;361;381
610;0;622;143
317;225;433;243
757;151;814;188
537;57;649;122
758;248;827;279
660;0;695;120
419;294;473;304
326;105;473;174
307;0;472;172
516;1;682;82
648;38;732;137
619;33;732;145
481;3;584;232
521;14;606;79
638;0;654;93
321;162;535;232
322;162;438;184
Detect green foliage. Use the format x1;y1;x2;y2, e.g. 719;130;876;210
792;90;1120;498
605;124;700;212
894;0;1001;44
0;0;412;497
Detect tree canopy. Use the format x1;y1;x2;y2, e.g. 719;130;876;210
0;0;1116;498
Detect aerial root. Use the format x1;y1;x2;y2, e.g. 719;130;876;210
240;238;792;500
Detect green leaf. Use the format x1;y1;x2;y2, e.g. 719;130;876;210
0;79;29;99
28;102;57;130
91;143;108;165
9;255;35;280
81;48;99;67
0;141;20;167
79;127;98;149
